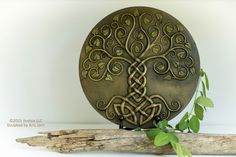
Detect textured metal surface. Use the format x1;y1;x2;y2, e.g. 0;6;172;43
79;7;200;129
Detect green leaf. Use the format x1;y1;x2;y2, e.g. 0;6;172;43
200;91;204;96
194;103;204;120
167;124;173;128
146;128;162;140
189;115;200;133
202;80;206;96
200;68;205;77
182;145;192;157
180;112;189;123
158;120;168;130
167;132;179;143
196;96;214;108
175;123;180;130
171;142;177;151
178;120;189;132
176;112;189;132
133;127;141;131
204;73;209;90
172;143;192;157
154;132;170;147
175;143;183;157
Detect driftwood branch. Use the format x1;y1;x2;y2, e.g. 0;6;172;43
16;129;236;155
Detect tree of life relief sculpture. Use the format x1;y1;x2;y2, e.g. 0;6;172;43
79;7;200;129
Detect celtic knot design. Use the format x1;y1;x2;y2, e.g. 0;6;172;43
128;60;147;103
81;8;197;127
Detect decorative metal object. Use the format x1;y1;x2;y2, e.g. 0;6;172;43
79;7;200;129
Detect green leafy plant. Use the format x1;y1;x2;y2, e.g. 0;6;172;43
146;68;214;157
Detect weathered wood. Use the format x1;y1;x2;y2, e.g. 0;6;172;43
16;129;236;155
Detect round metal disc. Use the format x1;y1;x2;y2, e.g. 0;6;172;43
79;7;200;129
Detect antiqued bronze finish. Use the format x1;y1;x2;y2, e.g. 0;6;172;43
79;7;200;129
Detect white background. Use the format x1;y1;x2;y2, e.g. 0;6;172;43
1;0;236;127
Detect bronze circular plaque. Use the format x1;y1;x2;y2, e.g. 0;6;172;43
79;7;200;129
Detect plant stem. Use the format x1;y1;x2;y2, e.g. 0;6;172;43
189;78;200;115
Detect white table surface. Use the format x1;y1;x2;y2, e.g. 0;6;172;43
1;123;236;157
